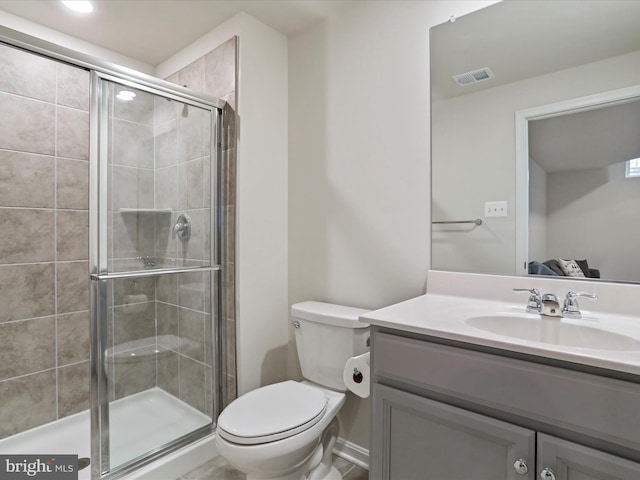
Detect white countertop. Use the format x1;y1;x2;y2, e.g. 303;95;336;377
361;292;640;376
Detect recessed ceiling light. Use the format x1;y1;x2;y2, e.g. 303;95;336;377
116;90;136;102
61;1;94;14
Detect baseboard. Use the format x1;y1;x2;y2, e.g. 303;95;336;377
333;437;369;470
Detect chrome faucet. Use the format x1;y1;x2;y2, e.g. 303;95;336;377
513;288;542;314
562;291;597;319
514;288;597;318
540;293;561;317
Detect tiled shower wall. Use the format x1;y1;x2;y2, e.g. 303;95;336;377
104;82;215;416
0;36;237;439
0;44;90;439
165;36;238;408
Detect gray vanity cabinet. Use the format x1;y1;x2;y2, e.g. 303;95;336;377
373;383;536;479
537;434;640;480
370;327;640;480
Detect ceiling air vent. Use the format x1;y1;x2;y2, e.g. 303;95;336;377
453;67;494;87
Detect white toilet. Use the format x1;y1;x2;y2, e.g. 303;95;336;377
215;301;370;480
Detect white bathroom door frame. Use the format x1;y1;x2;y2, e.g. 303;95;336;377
514;84;640;276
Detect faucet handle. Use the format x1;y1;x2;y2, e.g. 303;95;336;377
513;288;542;313
562;291;597;319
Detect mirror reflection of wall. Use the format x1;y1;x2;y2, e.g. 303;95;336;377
528;98;640;282
430;0;640;283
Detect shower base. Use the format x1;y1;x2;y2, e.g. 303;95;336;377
0;387;216;480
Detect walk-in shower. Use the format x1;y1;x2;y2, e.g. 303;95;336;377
0;28;227;480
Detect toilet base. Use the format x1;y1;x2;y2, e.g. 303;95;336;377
245;464;342;480
322;466;343;480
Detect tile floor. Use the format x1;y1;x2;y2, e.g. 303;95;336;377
178;454;368;480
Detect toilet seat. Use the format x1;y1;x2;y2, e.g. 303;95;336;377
217;381;328;445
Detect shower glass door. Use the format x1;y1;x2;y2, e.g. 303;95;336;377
90;72;222;478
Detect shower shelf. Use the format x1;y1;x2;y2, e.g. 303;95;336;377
119;208;172;214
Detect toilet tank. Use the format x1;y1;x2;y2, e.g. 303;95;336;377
291;301;370;391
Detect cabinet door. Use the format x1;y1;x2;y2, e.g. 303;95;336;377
371;384;535;480
537;434;640;480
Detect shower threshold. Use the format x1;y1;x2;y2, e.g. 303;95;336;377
0;387;211;479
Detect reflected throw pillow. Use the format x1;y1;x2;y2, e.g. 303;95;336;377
558;259;586;277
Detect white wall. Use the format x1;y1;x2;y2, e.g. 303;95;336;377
159;13;290;396
288;0;496;451
528;158;547;262
546;162;640;282
432;49;640;275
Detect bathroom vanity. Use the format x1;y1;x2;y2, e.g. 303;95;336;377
363;272;640;480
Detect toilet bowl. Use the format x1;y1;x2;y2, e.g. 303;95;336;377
215;301;370;480
216;381;345;480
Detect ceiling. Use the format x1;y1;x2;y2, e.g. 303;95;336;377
0;0;352;66
431;0;640;101
529;98;640;173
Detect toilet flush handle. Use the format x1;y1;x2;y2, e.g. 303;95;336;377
289;320;300;328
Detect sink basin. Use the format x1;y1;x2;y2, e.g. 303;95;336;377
465;315;640;351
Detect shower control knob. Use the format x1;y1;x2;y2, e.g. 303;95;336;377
513;459;528;475
174;213;191;241
540;467;556;480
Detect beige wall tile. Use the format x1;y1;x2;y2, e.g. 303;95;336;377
0;150;55;208
112;119;154;169
57;210;88;261
157;302;178;340
57;106;89;160
0;316;55;380
0;92;55;155
179;56;206;93
113;276;155;306
113;85;154;125
157;274;178;304
57;311;90;366
113;355;156;399
178;271;210;313
0;370;56;439
57;63;90;111
113;302;155;345
155;95;180;125
58;361;90;418
179;355;205;413
204;38;236;99
0;44;56;102
178;107;208;163
56;261;89;314
178;158;205;210
178;307;205;362
0;263;55;322
154;119;179;169
179;209;208;262
111;211;155;259
155;165;178;209
157;348;179;397
57;158;88;210
0;208;54;263
110;166;154;210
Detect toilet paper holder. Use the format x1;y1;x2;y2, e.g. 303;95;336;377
352;368;364;384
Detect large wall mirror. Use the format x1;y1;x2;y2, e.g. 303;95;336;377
431;0;640;283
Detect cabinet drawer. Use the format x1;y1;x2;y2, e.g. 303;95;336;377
373;331;640;451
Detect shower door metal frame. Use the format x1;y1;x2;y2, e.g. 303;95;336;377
0;26;227;480
90;71;224;480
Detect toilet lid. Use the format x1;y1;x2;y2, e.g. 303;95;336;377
217;381;328;445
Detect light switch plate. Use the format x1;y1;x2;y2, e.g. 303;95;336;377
485;201;507;217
